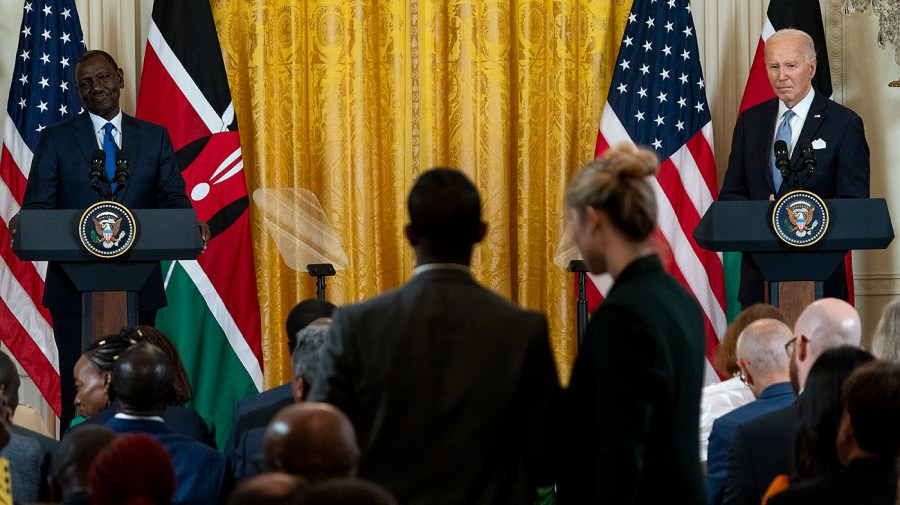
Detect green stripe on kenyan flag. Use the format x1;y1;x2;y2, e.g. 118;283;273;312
156;260;259;448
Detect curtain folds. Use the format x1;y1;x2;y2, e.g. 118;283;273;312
211;0;630;387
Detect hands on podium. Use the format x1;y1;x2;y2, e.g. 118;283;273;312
198;220;210;252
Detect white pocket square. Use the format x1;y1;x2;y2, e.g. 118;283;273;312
812;138;826;149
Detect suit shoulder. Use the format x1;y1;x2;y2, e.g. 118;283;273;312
738;97;779;119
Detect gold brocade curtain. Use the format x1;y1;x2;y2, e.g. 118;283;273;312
211;0;631;388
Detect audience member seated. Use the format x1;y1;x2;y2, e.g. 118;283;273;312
722;298;861;505
768;359;899;505
701;304;788;461
871;299;900;364
760;346;874;503
83;326;215;447
104;342;229;505
0;350;58;503
49;425;116;505
706;318;795;505
232;323;334;481
303;478;398;505
88;433;176;505
225;299;336;466
226;472;308;505
73;336;138;421
264;402;360;484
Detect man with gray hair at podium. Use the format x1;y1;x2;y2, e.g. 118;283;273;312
719;28;870;307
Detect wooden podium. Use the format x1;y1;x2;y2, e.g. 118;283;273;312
694;199;894;322
13;208;203;350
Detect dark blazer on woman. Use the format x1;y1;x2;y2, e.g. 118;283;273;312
558;254;707;505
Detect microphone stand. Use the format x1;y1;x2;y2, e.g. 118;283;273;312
306;263;336;300
568;259;590;347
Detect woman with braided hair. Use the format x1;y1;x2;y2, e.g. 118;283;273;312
73;335;138;420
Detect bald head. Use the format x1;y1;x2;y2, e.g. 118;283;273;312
110;342;175;415
792;298;862;391
226;472;308;505
736;319;793;397
264;403;360;483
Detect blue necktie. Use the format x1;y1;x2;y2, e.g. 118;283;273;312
771;110;795;191
102;122;118;192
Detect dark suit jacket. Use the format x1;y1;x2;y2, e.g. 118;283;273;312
706;382;796;505
0;425;57;503
719;92;869;304
105;416;229;505
557;255;707;505
722;403;798;505
309;267;561;505
22;112;192;311
223;383;293;481
84;404;216;448
767;457;897;505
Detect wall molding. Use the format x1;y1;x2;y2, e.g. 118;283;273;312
854;274;900;296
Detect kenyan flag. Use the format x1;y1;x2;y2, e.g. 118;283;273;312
136;0;263;447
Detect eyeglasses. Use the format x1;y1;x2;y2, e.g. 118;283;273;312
784;335;808;357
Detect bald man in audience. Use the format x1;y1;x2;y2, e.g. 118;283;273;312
722;298;862;505
226;472;307;505
263;402;360;484
705;319;796;505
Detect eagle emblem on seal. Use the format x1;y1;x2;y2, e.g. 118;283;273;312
92;216;124;248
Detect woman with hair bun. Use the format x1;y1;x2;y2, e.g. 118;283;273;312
558;144;708;505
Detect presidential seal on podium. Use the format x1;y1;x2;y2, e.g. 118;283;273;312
79;201;137;258
772;190;829;247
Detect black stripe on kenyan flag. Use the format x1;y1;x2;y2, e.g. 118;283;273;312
151;0;237;130
766;0;832;97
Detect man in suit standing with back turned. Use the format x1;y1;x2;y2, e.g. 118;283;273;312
15;50;205;430
311;168;561;505
719;28;870;306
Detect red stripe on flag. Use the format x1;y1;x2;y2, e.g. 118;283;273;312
686;132;718;200
0;291;59;414
0;146;28;203
666;257;722;375
136;47;211;151
0;224;51;321
739;38;776;114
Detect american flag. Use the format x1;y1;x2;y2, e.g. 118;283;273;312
590;0;726;381
0;0;85;416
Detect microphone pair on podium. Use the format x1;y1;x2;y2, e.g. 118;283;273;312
89;149;130;200
774;139;816;191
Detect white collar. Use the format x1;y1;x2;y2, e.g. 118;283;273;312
89;110;123;134
777;87;815;123
113;412;164;423
413;263;471;276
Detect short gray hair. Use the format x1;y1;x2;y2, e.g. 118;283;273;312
872;299;900;364
736;318;793;378
767;28;816;63
291;324;332;384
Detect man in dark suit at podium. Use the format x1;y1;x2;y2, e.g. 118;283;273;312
17;50;195;430
719;29;870;306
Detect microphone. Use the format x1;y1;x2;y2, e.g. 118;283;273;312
799;141;816;176
773;140;790;180
113;151;130;196
89;150;106;198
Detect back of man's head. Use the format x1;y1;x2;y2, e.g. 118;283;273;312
264;402;360;484
286;299;336;351
736;318;793;397
840;360;900;461
110;342;175;414
303;478;398;505
0;351;20;411
406;168;484;261
292;324;333;402
226;472;308;505
792;298;861;391
51;425;116;496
